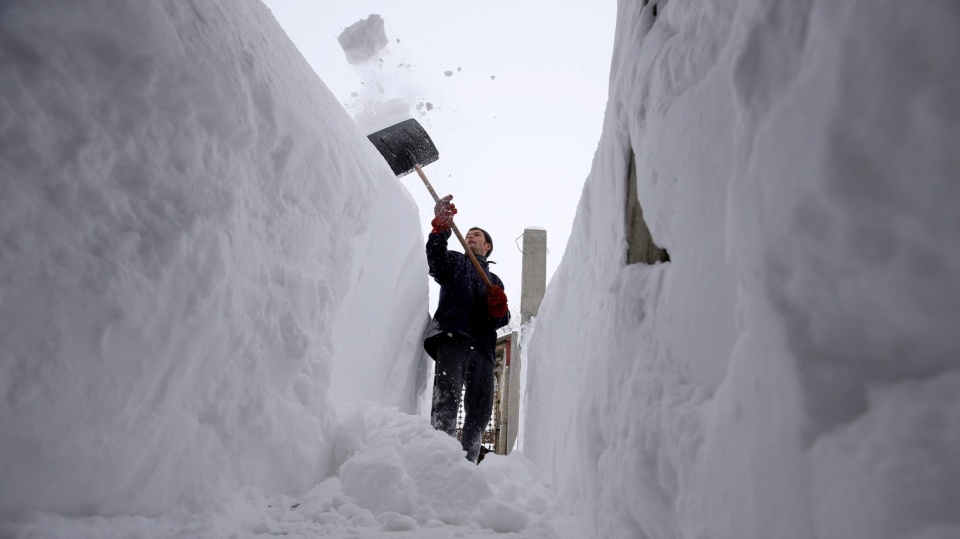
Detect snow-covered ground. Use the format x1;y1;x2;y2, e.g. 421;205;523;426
2;0;958;538
0;0;558;536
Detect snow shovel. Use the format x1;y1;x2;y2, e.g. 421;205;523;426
368;119;493;288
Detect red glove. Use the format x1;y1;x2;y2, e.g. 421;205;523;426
432;195;457;233
486;285;508;318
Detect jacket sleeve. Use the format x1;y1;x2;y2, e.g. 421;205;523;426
426;229;456;284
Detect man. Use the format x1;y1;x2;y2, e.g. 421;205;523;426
423;194;510;463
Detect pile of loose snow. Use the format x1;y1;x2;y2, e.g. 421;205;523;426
337;14;389;65
4;405;568;538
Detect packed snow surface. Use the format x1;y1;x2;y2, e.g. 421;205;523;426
337;14;388;65
2;0;959;538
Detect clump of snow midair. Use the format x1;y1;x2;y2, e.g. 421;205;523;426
525;1;960;538
337;14;388;65
332;16;433;136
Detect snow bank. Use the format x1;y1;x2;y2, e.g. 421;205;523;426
525;0;960;538
0;0;425;521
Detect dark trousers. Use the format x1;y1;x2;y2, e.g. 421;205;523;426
431;339;495;462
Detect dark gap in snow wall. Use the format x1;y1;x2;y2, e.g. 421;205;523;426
626;152;670;265
642;0;659;18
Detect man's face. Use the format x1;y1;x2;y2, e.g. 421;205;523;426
466;229;491;257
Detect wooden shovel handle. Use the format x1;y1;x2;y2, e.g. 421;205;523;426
414;164;494;289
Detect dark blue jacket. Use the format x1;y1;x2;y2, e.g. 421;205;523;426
423;229;510;363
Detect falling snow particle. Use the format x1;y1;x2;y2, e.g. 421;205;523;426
425;103;434;111
457;67;461;71
490;75;496;80
444;71;453;77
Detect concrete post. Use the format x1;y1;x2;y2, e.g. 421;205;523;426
520;228;547;325
504;228;547;453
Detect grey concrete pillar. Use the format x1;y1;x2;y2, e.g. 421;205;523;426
503;228;547;453
520;228;547;325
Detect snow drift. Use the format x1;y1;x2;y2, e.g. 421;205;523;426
0;0;426;520
525;1;960;538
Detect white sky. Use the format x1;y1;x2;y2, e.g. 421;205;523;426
261;0;617;312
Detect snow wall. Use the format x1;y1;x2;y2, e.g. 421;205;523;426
524;1;960;538
0;0;427;520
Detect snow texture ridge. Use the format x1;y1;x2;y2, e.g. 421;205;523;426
525;0;960;538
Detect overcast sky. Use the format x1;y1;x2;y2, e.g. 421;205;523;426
261;0;617;311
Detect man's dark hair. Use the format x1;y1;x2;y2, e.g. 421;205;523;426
469;227;493;257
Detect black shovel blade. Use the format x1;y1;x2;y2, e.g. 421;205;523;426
367;118;439;177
